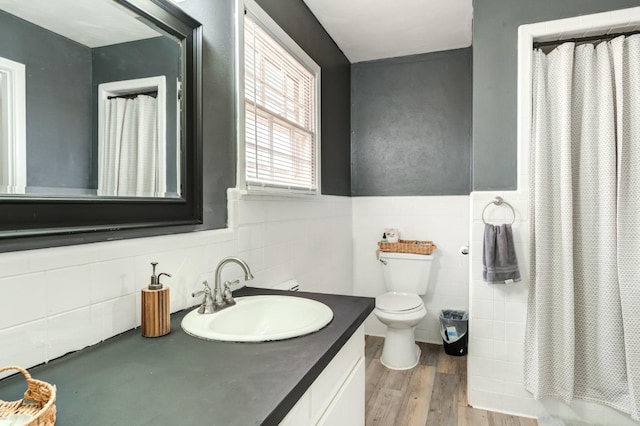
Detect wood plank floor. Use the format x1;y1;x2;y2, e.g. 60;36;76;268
365;336;538;426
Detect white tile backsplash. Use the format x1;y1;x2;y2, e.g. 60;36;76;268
0;320;47;379
505;322;525;343
0;273;47;329
471;389;504;412
89;258;136;303
471;337;493;358
472;299;493;320
46;308;97;361
45;266;91;315
0;252;30;278
472;375;505;394
0;191;353;370
470;318;493;340
493;340;506;361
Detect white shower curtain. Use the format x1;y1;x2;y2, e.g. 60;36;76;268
525;35;640;420
98;95;164;197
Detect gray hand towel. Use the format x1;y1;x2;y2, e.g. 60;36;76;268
483;223;521;284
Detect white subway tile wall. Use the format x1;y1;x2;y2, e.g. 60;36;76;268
0;190;353;377
469;191;640;425
352;196;470;344
5;185;636;425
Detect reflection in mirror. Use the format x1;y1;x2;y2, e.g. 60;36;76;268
0;54;25;194
0;0;182;198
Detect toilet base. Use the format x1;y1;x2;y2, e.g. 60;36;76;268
380;327;421;370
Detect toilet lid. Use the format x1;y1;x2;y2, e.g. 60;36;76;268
376;292;424;312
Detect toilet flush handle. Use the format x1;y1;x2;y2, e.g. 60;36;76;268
379;258;387;265
375;249;387;265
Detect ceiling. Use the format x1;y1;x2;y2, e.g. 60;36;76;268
0;0;161;48
302;0;473;63
1;0;471;60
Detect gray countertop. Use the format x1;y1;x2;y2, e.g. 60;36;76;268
0;288;374;426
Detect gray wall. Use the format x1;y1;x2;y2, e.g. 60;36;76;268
351;49;472;196
253;0;352;196
176;0;239;230
177;0;353;230
0;10;92;190
92;37;181;193
473;0;640;190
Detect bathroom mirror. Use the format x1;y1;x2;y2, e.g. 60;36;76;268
0;0;202;242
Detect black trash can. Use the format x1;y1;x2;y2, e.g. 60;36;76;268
440;310;468;356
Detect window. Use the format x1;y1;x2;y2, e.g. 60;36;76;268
241;5;320;193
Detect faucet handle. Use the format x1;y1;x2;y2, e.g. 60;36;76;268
192;280;212;298
223;280;238;306
193;281;215;314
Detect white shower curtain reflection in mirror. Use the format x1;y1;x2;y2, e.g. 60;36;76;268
98;94;165;197
525;34;640;420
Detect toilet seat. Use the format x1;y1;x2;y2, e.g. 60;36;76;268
375;292;424;314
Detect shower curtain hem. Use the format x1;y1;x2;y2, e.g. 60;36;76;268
524;385;638;421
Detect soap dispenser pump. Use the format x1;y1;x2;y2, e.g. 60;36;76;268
141;262;172;337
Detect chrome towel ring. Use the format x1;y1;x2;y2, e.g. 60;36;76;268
482;196;516;225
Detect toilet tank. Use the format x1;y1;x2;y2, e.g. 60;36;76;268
380;252;434;294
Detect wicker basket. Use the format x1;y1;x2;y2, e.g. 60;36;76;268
377;239;437;255
0;366;56;425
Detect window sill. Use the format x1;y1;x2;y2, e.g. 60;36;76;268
228;187;320;202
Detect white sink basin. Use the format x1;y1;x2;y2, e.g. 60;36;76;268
181;295;334;342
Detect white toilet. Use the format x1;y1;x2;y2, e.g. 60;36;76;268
374;252;434;370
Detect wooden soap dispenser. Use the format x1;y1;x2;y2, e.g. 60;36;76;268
141;262;171;337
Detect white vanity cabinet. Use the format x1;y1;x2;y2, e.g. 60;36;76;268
279;325;365;426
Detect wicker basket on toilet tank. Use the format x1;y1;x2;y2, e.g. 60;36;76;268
377;240;437;255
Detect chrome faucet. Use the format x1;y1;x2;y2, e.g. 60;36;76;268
193;256;254;314
192;281;215;314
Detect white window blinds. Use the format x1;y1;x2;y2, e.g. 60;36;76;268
244;14;318;192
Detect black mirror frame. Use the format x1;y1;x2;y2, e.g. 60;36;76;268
0;0;203;251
